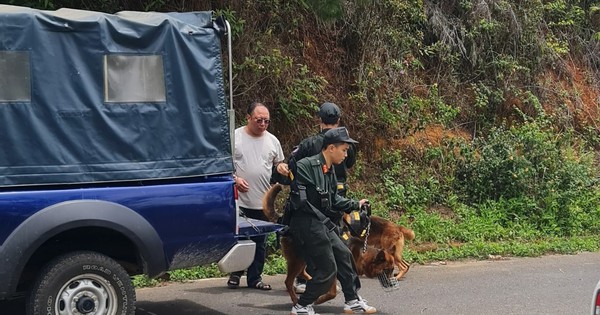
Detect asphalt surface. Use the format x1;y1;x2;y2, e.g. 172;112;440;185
135;251;600;315
3;252;600;314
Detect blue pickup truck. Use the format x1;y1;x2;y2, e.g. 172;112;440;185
0;5;280;315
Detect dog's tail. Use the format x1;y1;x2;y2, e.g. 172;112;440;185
399;226;415;241
262;183;283;223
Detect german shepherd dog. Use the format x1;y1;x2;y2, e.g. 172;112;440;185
262;183;395;305
347;214;415;280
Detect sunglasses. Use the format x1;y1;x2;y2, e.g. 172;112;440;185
254;118;271;125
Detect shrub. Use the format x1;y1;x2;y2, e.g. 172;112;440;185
455;121;600;235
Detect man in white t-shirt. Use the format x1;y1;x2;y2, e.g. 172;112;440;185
227;102;289;291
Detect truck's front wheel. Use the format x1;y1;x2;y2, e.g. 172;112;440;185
27;251;136;315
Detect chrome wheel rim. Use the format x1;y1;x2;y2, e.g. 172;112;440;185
55;273;118;315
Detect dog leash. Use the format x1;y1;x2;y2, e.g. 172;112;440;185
362;221;370;253
360;202;372;253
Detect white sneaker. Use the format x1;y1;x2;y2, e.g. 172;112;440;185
291;303;319;315
294;282;306;294
357;295;368;304
344;297;377;314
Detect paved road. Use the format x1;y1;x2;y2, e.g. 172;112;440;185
136;252;600;315
3;252;600;314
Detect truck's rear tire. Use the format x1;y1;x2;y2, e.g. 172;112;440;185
27;251;136;315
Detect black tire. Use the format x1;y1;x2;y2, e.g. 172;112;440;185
27;251;136;315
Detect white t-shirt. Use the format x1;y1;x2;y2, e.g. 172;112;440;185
234;126;284;210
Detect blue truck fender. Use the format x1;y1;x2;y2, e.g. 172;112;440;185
0;199;165;297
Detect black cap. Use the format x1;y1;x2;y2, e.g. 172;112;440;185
318;102;341;124
323;127;358;146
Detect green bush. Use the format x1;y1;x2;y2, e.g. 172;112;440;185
455;121;600;236
234;48;326;123
381;153;447;210
380;134;464;211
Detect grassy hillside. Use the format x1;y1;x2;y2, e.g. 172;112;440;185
216;1;600;259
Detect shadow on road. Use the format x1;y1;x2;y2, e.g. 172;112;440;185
0;297;25;314
136;278;345;315
137;299;228;315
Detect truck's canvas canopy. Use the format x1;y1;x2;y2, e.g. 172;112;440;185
0;5;233;187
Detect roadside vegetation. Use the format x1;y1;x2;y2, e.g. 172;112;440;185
11;0;600;286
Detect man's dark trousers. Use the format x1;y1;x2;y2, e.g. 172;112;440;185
232;207;267;287
291;212;360;305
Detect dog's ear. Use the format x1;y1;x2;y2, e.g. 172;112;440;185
375;250;386;263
